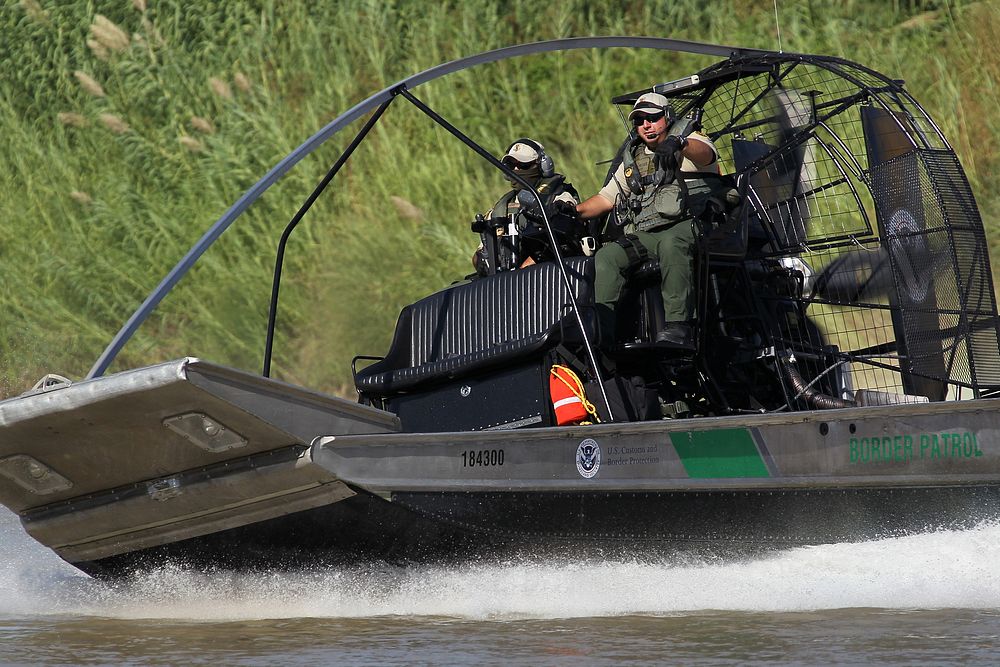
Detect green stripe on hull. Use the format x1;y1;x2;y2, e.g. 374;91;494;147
669;428;770;478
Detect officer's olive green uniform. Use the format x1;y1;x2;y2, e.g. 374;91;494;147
594;136;718;341
595;223;695;323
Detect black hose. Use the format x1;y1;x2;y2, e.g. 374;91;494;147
782;357;856;410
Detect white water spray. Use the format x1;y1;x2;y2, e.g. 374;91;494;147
3;507;998;621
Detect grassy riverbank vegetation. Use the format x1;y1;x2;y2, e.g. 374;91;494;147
1;0;997;396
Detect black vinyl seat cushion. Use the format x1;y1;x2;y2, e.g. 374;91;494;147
356;258;594;394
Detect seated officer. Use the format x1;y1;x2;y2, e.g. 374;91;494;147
473;138;579;275
576;93;719;350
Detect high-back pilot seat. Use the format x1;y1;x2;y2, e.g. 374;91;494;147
611;195;750;414
354;257;595;432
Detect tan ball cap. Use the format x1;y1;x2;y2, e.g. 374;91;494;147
502;141;542;165
628;92;671;120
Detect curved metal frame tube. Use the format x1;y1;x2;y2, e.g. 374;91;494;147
87;37;773;379
86;36;764;379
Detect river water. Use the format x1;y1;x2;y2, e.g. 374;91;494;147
2;507;999;665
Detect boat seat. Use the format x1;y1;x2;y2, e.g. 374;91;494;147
614;211;749;353
355;257;595;394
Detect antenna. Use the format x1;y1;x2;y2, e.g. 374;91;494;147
773;0;783;52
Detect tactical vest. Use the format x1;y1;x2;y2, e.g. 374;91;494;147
623;148;660;196
620;144;732;235
489;174;576;226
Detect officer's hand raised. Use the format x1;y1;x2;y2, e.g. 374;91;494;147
655;134;685;159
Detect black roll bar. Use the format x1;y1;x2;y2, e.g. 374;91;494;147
262;97;395;377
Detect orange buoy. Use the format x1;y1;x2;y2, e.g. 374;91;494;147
549;365;588;425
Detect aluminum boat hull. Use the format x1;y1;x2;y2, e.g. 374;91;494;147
4;359;997;576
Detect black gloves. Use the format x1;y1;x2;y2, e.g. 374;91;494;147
554;199;578;217
663;134;687;155
654;134;686;168
521;197;577;222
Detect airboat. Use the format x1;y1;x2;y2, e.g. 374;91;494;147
3;37;1000;577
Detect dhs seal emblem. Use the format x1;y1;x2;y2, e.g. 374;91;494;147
576;438;601;478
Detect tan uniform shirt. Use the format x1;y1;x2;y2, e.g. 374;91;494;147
597;132;719;205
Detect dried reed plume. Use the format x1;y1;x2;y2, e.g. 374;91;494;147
179;136;205;152
209;77;233;100
190;116;215;134
57;112;88;128
391;196;424;220
21;0;49;23
87;38;109;61
234;73;251;92
69;191;93;205
99;113;130;134
90;14;131;53
73;71;105;97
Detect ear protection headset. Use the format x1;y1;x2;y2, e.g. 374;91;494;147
662;101;677;122
630;93;676;118
505;138;554;178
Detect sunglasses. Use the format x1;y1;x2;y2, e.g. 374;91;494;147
502;158;537;170
632;111;665;126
